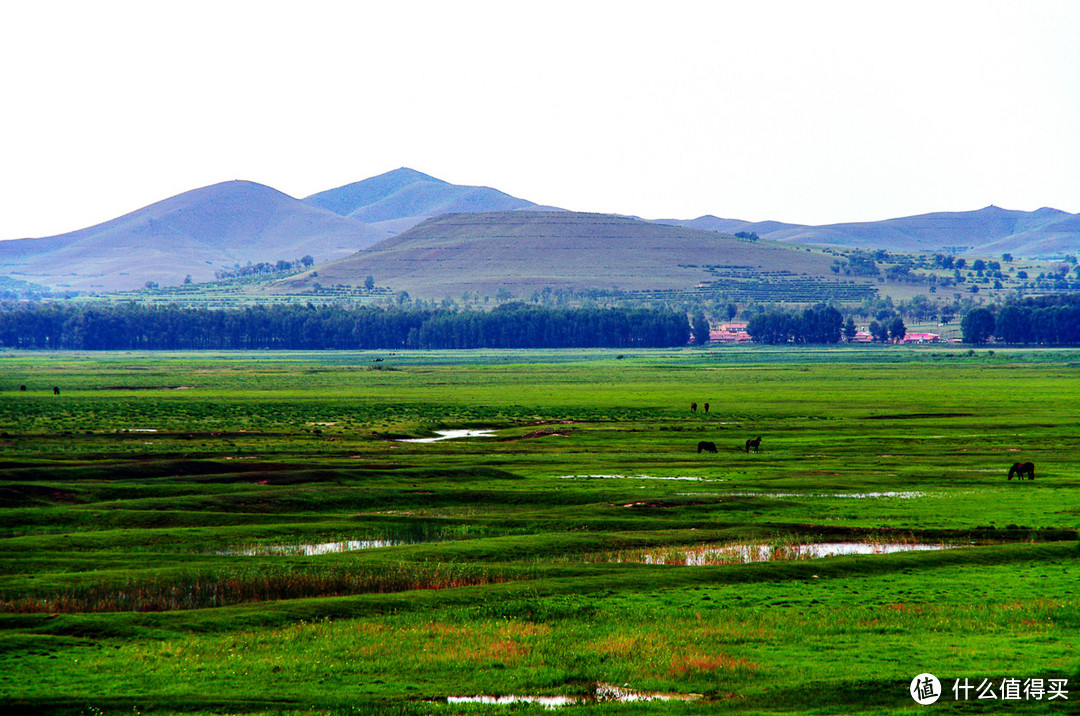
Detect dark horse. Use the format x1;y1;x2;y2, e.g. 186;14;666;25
1008;462;1035;480
690;402;697;412
745;436;762;453
697;441;718;453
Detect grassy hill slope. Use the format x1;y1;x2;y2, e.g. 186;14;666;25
269;211;877;303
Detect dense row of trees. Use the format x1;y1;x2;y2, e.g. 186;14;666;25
214;256;315;281
962;295;1080;344
0;302;690;350
745;304;845;344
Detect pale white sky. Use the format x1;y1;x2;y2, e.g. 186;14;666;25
1;0;1078;241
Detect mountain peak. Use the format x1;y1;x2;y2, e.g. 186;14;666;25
383;167;445;184
302;168;537;227
303;167;447;216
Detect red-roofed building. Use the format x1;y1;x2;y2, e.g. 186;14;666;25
710;323;752;343
901;333;941;344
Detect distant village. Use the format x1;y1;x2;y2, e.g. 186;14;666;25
709;323;944;345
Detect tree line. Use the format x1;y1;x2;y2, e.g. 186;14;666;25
745;304;846;344
962;294;1080;344
0;302;690;350
214;256;315;281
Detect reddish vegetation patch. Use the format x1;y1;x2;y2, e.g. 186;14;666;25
669;651;757;675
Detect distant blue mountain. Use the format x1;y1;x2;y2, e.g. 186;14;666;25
0;181;390;292
2;166;1076;294
304;167;552;233
658;205;1080;257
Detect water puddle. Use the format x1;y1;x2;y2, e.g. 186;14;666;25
586;541;950;566
559;474;707;482
718;491;925;499
447;695;578;709
445;683;701;709
595;683;702;702
397;429;496;443
218;539;405;556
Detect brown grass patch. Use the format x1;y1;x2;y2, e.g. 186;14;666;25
669;649;758;675
591;634;643;657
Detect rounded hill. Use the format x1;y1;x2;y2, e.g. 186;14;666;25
270;210;870;302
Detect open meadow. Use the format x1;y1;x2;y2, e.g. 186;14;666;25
1;347;1078;714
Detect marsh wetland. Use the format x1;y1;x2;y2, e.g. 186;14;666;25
0;347;1077;713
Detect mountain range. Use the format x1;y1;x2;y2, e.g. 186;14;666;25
658;206;1080;256
0;167;1077;293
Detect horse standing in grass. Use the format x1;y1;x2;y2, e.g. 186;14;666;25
690;402;697;412
1008;462;1035;480
745;436;762;453
697;441;718;453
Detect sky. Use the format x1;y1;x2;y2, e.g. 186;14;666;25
1;0;1078;241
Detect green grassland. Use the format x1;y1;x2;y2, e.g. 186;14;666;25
1;347;1078;714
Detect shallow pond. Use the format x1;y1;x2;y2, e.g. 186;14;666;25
586;541;951;566
559;474;706;482
218;539;405;556
447;695;577;709
445;683;700;709
722;491;927;499
397;429;497;443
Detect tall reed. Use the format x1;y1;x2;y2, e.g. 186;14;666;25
0;561;531;613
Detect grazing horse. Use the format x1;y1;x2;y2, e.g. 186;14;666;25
19;385;26;392
1008;462;1035;480
704;402;710;414
690;402;697;412
697;441;718;453
53;387;60;395
745;436;762;453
